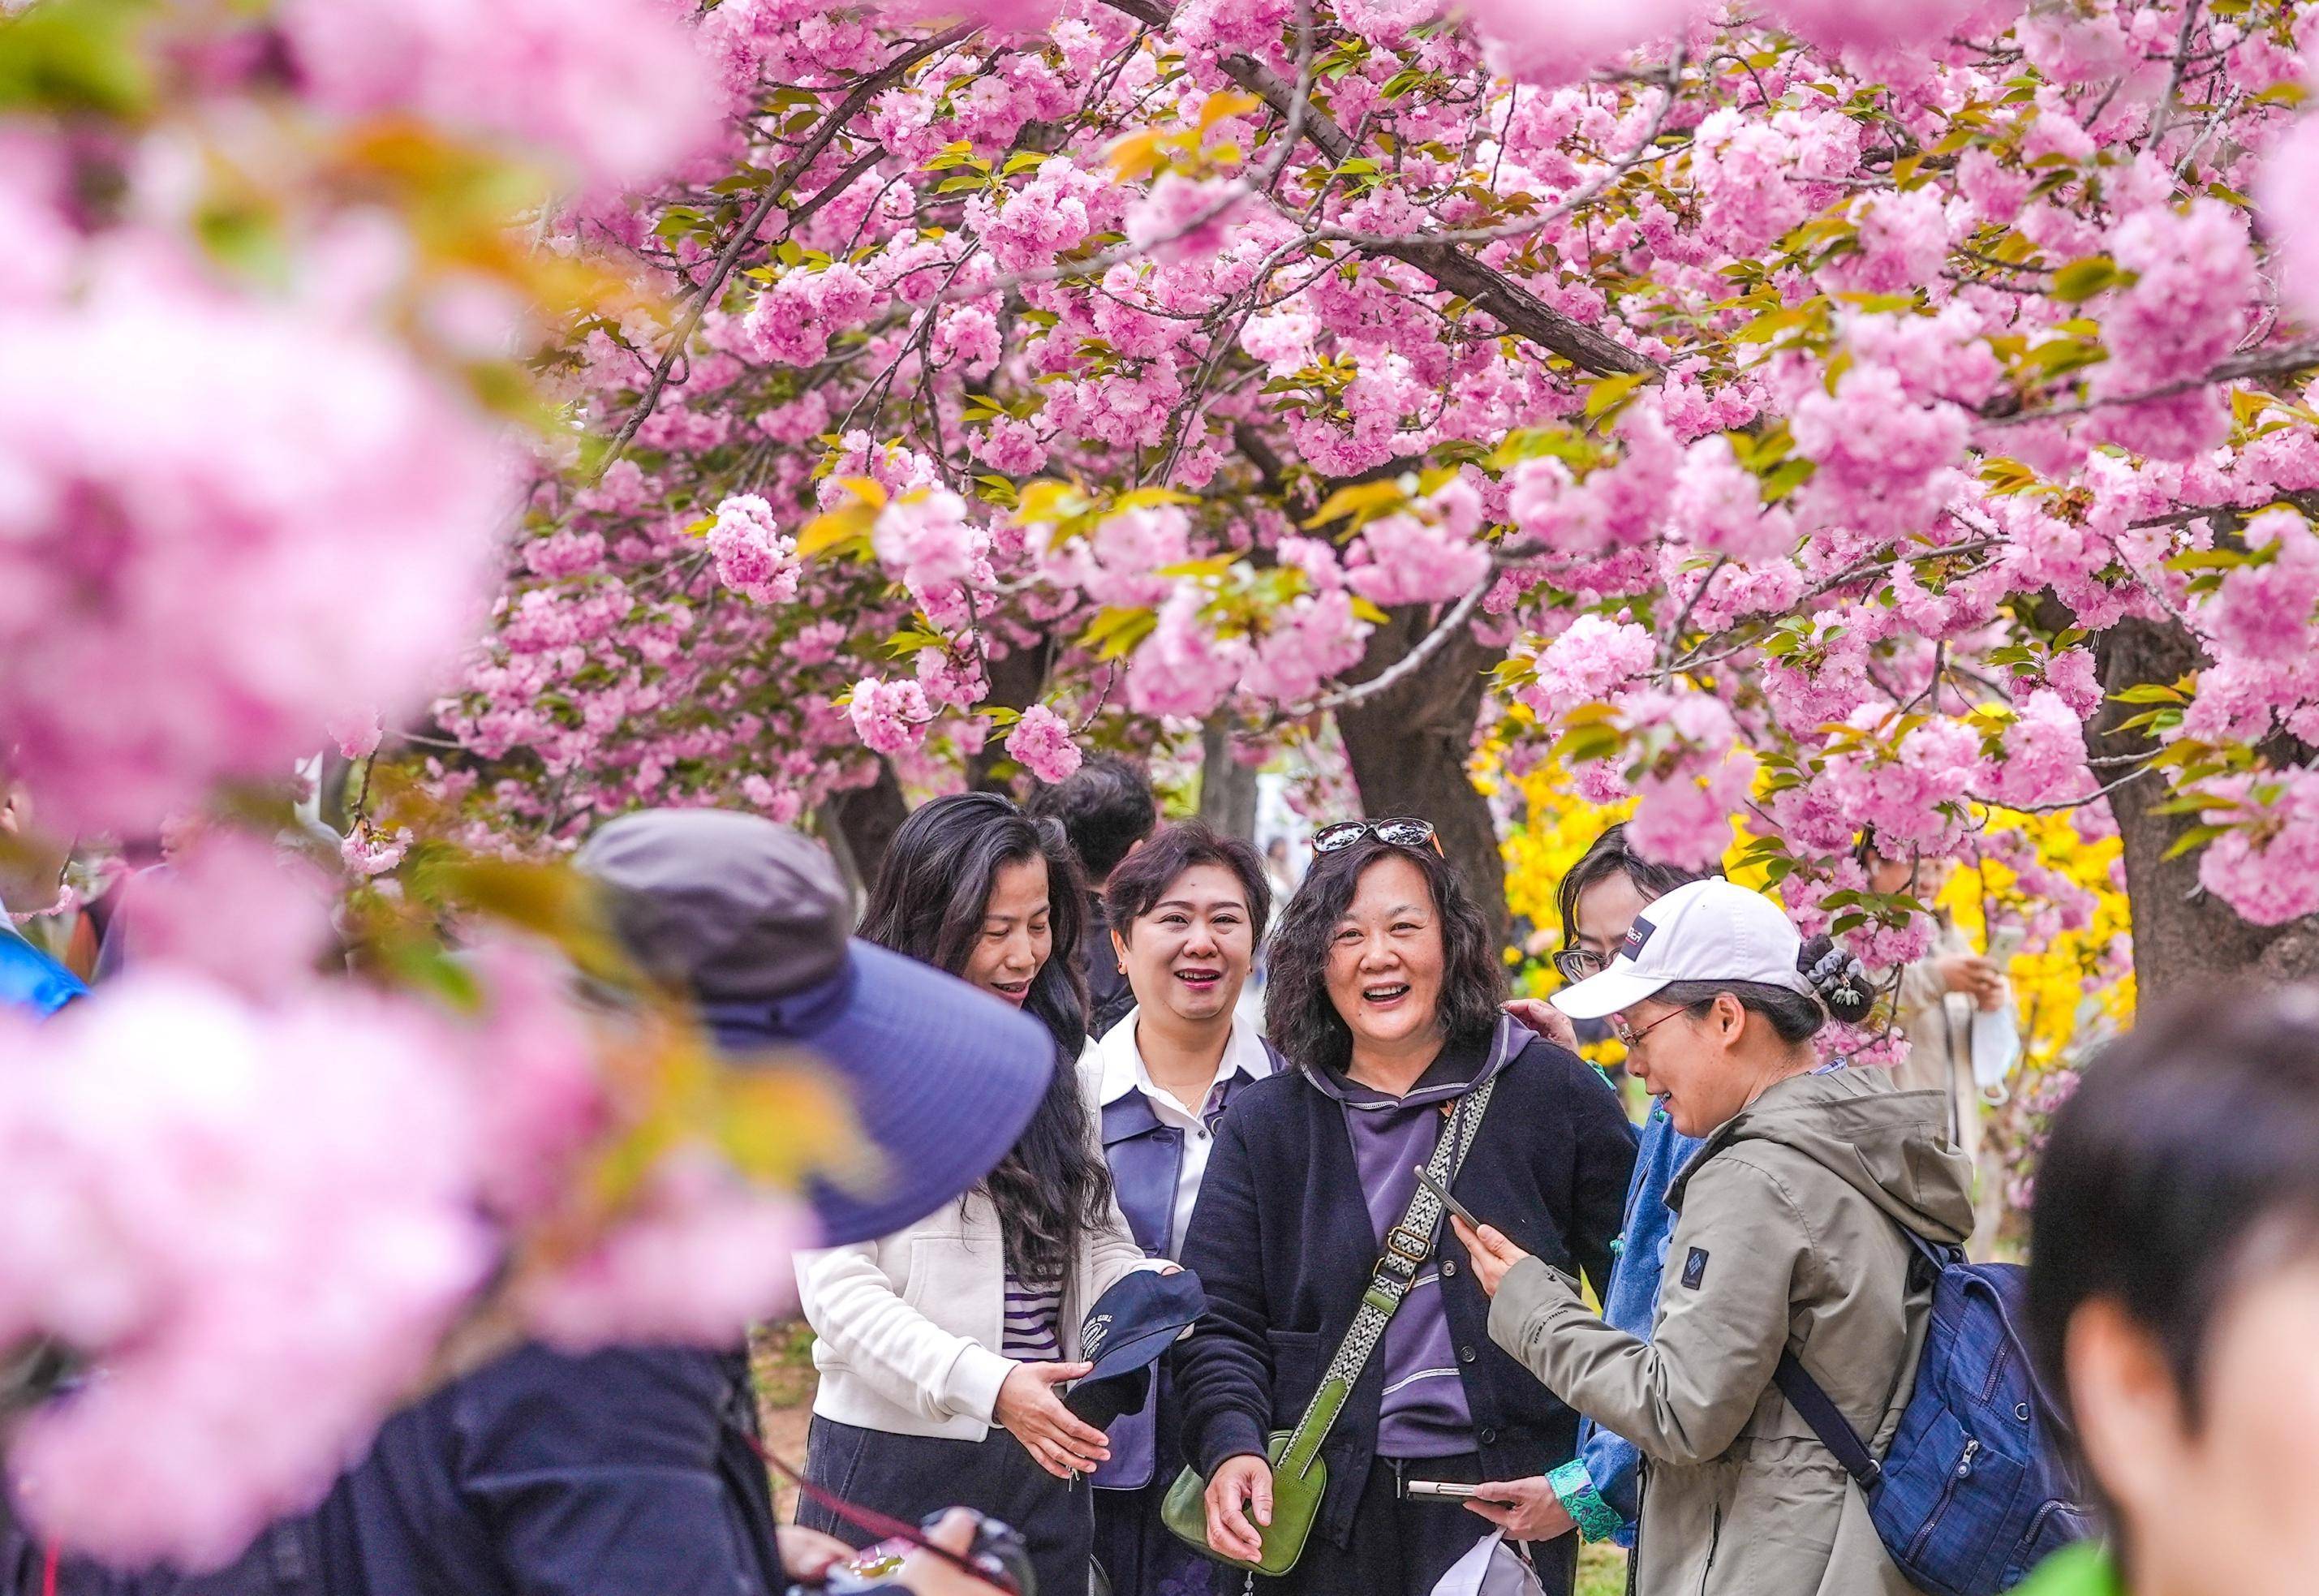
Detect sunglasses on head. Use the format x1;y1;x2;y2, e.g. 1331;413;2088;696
1310;817;1441;856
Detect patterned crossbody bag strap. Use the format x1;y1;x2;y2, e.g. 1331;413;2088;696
1273;1073;1499;1478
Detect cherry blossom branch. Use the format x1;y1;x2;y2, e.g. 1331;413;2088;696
1981;338;2319;426
1280;568;1495;722
600;24;974;468
1099;0;1660;378
1316;52;1689;252
1974;762;2156;816
2147;0;2205;145
1657;552;1728;669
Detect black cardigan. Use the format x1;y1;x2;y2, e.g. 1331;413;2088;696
1170;1030;1637;1549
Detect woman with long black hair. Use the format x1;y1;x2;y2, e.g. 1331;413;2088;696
795;792;1163;1596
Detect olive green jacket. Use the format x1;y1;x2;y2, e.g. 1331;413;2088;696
1488;1067;1975;1596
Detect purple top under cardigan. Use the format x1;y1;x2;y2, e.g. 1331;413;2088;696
1307;1029;1516;1458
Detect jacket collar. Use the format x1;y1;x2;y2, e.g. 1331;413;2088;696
1306;1013;1526;1108
1096;1004;1273;1110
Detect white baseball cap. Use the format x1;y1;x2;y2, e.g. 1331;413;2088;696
1551;877;1816;1021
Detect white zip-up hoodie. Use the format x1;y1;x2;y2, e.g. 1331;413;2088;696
794;1046;1162;1439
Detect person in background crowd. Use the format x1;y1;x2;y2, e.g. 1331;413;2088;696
1459;878;1960;1596
1490;824;1709;1553
2;808;1055;1596
1862;846;2005;1155
1173;820;1635;1596
1087;822;1277;1596
0;785;84;1014
796;792;1166;1596
1028;757;1158;1038
2017;984;2319;1596
1262;837;1299;904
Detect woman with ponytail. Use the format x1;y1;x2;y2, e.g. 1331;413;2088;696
795;792;1164;1596
1455;878;1973;1596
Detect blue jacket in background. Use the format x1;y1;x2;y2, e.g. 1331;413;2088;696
1550;1104;1706;1547
0;928;84;1017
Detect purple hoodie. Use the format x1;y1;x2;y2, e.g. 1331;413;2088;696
1307;1023;1519;1459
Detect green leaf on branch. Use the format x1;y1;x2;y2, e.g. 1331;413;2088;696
2049;256;2123;303
1078;605;1159;659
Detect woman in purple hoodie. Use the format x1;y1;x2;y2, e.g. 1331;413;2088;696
1169;823;1635;1596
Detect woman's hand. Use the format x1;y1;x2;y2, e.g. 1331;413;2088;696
1935;953;2004;1010
1465;1476;1578;1542
1451;1215;1534;1299
993;1362;1109;1480
1501;997;1579;1054
1204;1453;1274;1563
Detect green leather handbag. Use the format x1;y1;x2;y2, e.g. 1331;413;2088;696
1158;1386;1341;1578
1159;1075;1498;1578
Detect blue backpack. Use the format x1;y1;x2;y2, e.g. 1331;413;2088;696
1772;1235;2097;1596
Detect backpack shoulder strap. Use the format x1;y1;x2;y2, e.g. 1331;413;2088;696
1772;1352;1882;1489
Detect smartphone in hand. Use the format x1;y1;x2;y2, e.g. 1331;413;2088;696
1413;1163;1483;1230
1404;1481;1482;1501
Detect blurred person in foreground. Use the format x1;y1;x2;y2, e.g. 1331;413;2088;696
1027;758;1157;1038
4;808;1048;1596
2016;984;2319;1596
0;785;84;1014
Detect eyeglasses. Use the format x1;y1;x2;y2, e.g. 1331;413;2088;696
1553;948;1607;983
1609;1006;1693;1050
1311;817;1440;855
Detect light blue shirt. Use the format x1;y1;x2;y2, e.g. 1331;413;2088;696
1556;1103;1706;1544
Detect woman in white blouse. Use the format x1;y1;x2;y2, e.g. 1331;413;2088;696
1087;821;1278;1596
795;794;1162;1596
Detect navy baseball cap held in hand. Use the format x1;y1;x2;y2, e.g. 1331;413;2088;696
574;807;1055;1248
1063;1268;1207;1430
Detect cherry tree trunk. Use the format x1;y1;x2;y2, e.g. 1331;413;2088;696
1197;714;1259;841
823;756;908;912
2090;616;2319;996
1334;607;1512;950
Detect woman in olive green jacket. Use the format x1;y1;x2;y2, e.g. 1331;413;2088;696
1456;879;1973;1596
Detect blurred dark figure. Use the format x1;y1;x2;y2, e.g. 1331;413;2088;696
2021;983;2319;1596
1026;758;1156;1038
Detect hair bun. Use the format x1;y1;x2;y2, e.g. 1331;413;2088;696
1798;934;1875;1025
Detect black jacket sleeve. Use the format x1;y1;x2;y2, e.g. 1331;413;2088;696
1169;1107;1273;1478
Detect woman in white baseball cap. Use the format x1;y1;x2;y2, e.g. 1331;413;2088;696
1454;878;1977;1596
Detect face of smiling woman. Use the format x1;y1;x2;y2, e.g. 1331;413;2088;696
1323;853;1448;1062
960;854;1052;1008
1120;862;1253;1027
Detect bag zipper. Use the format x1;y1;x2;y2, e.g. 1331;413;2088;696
1903;1437;1980;1565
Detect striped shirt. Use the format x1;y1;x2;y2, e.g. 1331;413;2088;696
1001;1270;1065;1362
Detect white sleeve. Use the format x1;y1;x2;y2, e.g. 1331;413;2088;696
794;1241;1016;1427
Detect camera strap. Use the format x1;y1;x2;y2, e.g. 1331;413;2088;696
729;1419;1018;1592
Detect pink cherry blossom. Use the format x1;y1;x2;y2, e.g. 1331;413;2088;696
708;493;802;604
847;676;931;756
0;976;492;1569
1517;616;1657;720
0;265;511;834
1005;703;1084;783
280;0;723;189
